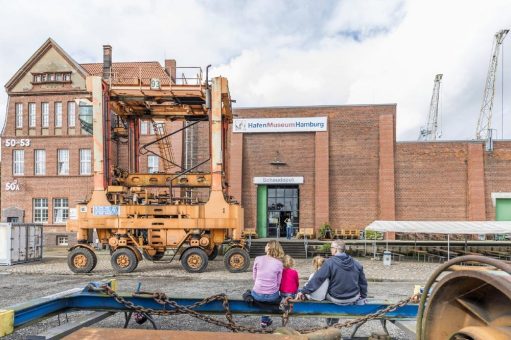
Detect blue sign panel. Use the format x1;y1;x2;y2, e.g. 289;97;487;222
92;206;119;216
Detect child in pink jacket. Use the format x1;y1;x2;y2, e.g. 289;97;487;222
280;255;299;298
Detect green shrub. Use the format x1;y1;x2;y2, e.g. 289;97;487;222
365;230;383;240
319;222;332;238
319;243;331;253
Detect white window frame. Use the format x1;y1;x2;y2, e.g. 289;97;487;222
53;198;69;223
57;235;69;246
34;149;46;175
13;150;24;175
15;103;23;128
67;101;76;127
80;149;92;175
55;102;62;128
57;149;69;175
140;120;148;135
28;103;36;128
33;198;48;223
41;102;49;128
148;155;159;173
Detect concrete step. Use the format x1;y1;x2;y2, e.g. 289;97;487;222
249;241;310;258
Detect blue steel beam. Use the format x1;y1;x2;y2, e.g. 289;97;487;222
5;281;417;335
69;293;418;319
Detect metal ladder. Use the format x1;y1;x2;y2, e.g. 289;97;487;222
151;120;174;173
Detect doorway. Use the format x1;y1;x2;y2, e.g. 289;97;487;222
267;186;299;238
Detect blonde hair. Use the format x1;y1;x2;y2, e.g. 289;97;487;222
265;240;284;259
283;255;295;268
312;256;325;271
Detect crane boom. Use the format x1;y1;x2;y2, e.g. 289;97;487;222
476;29;509;140
419;74;443;141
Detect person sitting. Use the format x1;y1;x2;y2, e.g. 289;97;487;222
280;255;299;298
305;256;329;301
297;240;367;304
251;240;284;328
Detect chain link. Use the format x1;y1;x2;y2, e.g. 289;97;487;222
87;284;417;334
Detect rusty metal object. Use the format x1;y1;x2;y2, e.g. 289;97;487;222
66;75;246;274
64;328;308;339
417;255;511;340
73;254;87;268
116;254;130;268
187;254;203;269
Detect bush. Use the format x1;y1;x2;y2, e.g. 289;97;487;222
319;222;332;238
365;230;383;240
319;243;331;253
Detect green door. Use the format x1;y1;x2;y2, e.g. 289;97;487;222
256;185;268;238
496;198;511;221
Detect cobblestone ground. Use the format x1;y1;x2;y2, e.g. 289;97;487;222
0;248;440;282
0;250;438;339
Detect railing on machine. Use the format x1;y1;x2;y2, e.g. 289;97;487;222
174;67;203;86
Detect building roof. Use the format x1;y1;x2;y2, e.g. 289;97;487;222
5;38;89;90
81;61;172;86
366;220;511;234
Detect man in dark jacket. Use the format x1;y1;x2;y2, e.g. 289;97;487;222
297;240;367;304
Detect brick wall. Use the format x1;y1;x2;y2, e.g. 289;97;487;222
327;107;385;229
395;142;468;220
233;105;395;231
484;142;511;219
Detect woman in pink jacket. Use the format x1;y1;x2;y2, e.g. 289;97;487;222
251;240;284;328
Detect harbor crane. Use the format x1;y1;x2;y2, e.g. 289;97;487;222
476;29;509;140
418;74;443;141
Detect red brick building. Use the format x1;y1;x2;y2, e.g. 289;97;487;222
3;38;511;245
1;39;181;245
229;107;511;237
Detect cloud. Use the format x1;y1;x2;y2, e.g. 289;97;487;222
0;0;510;140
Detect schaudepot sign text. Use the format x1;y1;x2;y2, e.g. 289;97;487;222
233;117;327;133
253;177;304;184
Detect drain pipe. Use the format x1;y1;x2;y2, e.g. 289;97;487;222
205;64;212;109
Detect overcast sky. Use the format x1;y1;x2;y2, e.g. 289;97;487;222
1;0;510;140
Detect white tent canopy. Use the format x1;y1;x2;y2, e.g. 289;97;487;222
365;221;511;234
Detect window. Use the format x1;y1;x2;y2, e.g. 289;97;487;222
28;103;36;128
57;235;69;246
148;155;159;173
67;101;76;127
140;120;148;135
53;198;69;223
33;198;48;223
13;150;24;175
41;102;49;128
154;122;164;135
15;103;23;128
32;72;71;84
34;150;46;175
267;186;300;238
80;149;92;175
55;102;62;127
57;149;69;175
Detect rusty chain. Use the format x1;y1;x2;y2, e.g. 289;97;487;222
87;284;418;334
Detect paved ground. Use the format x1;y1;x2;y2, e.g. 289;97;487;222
0;250;438;339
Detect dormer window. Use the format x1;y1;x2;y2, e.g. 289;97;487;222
32;72;72;84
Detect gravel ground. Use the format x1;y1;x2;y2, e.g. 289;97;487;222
0;251;437;339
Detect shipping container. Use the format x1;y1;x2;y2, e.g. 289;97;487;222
0;223;43;265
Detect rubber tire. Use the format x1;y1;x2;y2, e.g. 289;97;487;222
181;248;209;273
143;250;165;261
68;247;96;273
224;247;250;273
208;245;219;260
111;248;139;273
